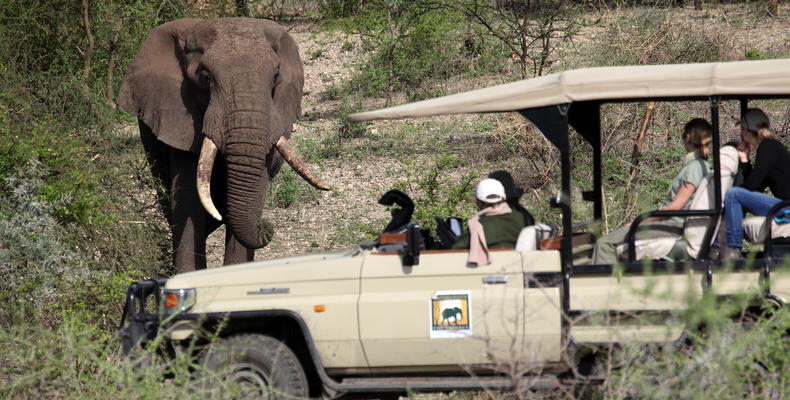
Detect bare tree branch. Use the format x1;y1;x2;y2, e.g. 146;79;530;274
433;0;578;78
106;27;121;111
81;0;94;84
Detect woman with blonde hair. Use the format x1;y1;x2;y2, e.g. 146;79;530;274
592;118;712;264
722;108;790;259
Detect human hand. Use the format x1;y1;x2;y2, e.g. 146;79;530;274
737;141;750;162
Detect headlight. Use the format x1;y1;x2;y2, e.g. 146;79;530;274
162;288;196;315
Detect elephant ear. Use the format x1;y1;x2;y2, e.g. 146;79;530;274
117;18;205;154
263;21;304;137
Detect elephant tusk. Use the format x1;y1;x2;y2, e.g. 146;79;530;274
197;137;223;221
275;136;330;191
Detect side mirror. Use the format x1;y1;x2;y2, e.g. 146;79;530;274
403;222;421;266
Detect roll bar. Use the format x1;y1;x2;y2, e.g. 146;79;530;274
516;96;749;310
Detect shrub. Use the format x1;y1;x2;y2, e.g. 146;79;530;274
0;316;201;399
0;160;88;323
267;165;317;208
588;7;733;67
607;298;790;399
336;100;368;139
321;83;342;100
745;48;765;60
341;39;355;51
343;3;472;102
394;153;479;233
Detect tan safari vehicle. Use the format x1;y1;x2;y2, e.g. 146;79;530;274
120;58;790;399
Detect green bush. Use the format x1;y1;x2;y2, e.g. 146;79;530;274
607;298;790;399
267;165;318;208
297;129;342;163
0;118;111;225
343;3;474;101
321;82;343;101
0;316;200;399
394;154;479;233
0;161;88;322
336;100;368;139
745;48;765;60
341;39;355;51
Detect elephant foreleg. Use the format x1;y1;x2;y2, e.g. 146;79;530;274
170;148;208;273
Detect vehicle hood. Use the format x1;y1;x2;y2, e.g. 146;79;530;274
165;249;364;290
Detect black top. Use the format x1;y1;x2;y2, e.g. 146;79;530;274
740;138;790;200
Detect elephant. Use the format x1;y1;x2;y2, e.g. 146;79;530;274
441;307;463;325
118;18;328;273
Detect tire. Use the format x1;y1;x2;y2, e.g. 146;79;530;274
199;334;309;399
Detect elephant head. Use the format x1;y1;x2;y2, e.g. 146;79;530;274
118;18;327;251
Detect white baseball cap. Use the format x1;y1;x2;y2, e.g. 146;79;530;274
475;178;507;204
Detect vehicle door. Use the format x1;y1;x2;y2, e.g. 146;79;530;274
358;250;524;369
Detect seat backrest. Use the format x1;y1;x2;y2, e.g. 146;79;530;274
684;146;739;258
515;223;556;251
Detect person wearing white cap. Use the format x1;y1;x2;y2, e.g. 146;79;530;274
721;108;790;260
451;178;528;265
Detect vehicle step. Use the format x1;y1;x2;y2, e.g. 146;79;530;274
336;375;559;391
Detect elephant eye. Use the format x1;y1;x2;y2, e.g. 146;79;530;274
198;67;211;88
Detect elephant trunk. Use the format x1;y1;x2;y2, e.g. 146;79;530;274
197;119;329;249
224;128;273;249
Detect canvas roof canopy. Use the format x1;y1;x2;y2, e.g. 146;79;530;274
348;58;790;122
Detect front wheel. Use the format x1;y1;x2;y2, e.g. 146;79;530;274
199;334;309;399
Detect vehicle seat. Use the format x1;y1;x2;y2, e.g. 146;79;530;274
616;146;738;261
741;216;790;243
515;223;557;251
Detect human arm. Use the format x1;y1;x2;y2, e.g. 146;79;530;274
646;182;696;222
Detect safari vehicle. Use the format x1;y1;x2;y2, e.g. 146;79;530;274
120;58;790;399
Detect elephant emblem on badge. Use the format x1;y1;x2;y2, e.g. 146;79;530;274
441;307;463;325
118;18;329;273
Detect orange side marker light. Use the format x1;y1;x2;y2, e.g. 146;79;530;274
314;305;325;312
166;292;179;308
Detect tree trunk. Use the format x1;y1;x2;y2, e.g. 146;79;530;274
624;101;655;205
106;28;120;111
769;0;778;17
81;0;94;83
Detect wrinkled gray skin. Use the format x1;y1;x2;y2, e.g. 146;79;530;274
118;18;305;273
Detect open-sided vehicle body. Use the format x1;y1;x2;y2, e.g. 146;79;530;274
120;58;790;398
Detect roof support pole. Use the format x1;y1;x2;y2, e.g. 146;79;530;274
518;104;572;314
698;96;723;262
569;102;602;220
710;96;722;211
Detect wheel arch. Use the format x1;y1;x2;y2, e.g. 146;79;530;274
180;310;327;398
